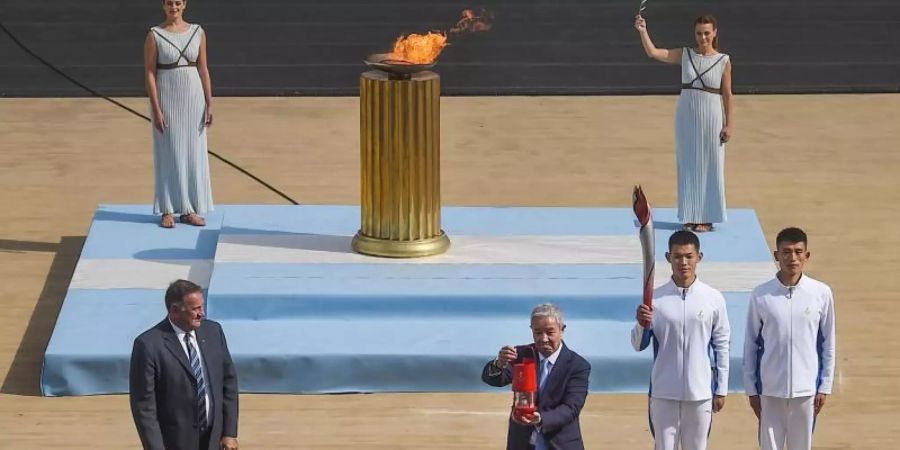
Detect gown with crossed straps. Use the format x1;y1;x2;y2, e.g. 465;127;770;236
675;47;729;225
150;24;213;216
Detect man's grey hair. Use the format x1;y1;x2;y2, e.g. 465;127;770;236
531;303;565;328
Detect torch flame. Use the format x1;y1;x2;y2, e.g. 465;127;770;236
385;9;492;65
449;8;493;34
389;32;448;65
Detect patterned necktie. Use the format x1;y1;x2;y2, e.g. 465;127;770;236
184;333;208;431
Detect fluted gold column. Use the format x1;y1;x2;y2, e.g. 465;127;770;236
352;70;450;257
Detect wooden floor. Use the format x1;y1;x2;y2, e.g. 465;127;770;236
1;95;898;449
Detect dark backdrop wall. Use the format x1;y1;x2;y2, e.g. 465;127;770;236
1;0;898;96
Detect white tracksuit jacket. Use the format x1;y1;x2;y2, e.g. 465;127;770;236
743;274;836;398
631;278;731;400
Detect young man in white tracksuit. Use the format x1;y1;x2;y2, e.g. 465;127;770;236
743;227;836;450
631;230;731;450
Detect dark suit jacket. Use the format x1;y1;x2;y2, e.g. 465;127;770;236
482;342;591;450
130;319;239;450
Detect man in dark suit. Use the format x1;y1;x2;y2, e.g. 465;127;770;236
130;279;239;450
482;303;591;450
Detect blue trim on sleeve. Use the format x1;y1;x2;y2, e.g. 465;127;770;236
816;328;825;391
648;333;659;397
709;338;719;394
639;328;653;351
755;323;765;395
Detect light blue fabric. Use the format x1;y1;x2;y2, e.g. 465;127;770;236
79;205;770;261
40;204;765;396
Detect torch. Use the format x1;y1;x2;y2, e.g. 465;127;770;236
632;186;655;327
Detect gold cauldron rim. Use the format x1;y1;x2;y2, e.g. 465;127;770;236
363;53;436;78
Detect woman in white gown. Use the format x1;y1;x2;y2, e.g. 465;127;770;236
635;14;734;233
144;0;214;229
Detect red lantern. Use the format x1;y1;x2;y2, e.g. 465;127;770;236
511;357;537;418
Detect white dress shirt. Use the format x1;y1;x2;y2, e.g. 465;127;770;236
533;344;562;447
169;320;211;422
539;344;562;382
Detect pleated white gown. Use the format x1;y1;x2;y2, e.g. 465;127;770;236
150;24;213;215
675;47;729;225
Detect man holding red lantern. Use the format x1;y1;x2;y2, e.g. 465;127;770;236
482;303;591;450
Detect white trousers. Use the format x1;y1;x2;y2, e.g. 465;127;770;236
759;395;814;450
649;397;713;450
